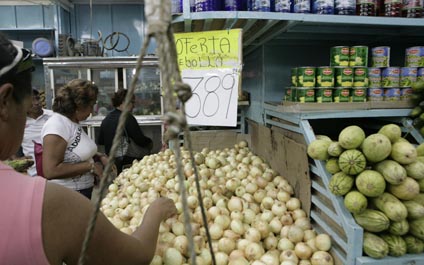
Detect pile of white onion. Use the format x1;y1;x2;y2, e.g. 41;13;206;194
100;141;334;265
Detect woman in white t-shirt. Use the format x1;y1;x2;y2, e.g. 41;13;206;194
41;79;107;199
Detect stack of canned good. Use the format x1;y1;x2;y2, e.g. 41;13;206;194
284;46;424;104
368;46;424;102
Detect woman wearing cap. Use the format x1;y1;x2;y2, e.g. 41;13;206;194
0;34;177;264
41;79;104;199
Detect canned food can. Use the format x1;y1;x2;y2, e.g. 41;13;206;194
297;67;316;87
400;67;418;87
335;67;354;87
274;0;292;12
351;87;367;102
418;67;424;82
349;46;369;67
293;0;311;13
312;0;335;14
405;46;424;67
291;68;298;87
382;67;401;87
316;87;333;103
250;0;271;11
333;87;351;102
330;46;350;66
367;88;384;101
284;87;292;101
384;88;401;101
334;0;356;15
372;46;390;67
296;87;315;103
368;67;382;88
316;67;335;87
400;87;413;101
353;67;369;87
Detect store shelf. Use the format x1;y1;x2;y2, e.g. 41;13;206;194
172;11;424;55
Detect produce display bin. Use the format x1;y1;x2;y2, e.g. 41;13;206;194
263;102;424;265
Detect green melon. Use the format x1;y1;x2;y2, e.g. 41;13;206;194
372;193;408;222
410;218;424;240
417;143;424;156
388;177;420;200
404;160;424;180
344;190;368;214
316;135;332;143
374;160;407;185
327;141;344;157
391;141;417;165
388;219;409;236
355;170;386;197
338;125;366;149
307;139;332;161
403;235;424;254
338;150;366;175
361;133;392;163
354;209;390;232
378;124;402;143
328;172;354;196
325;158;340;174
380;234;407;257
363;232;389;259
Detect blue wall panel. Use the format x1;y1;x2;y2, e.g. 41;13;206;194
16;5;44;28
42;5;55;28
75;4;112;41
111;4;144;56
0;6;16;28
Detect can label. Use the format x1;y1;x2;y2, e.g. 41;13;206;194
400;67;418;87
317;67;335;87
368;67;382;87
400;87;413;101
382;67;400;87
384;88;401;101
367;88;384;101
335;67;353;87
405;46;424;67
372;46;390;67
333;88;350;102
353;67;369;87
418;67;424;82
275;0;292;12
293;0;311;13
297;67;316;87
331;46;350;66
351;88;367;102
316;88;333;103
291;68;298;87
296;87;315;102
312;0;334;14
350;46;369;67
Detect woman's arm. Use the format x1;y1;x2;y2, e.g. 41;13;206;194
126;115;153;148
42;182;177;265
42;134;93;180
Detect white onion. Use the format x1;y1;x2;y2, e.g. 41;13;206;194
245;182;258;194
280;213;293;226
269;218;283;234
223;229;241;240
245;227;261;243
208;206;221;220
215;215;231;230
253;219;271;239
310;251;334;265
230;210;243;221
315;233;332;251
230;219;245;235
280;249;299;264
254;189;267;203
287;225;304;243
200;248;212;265
251;261;266;265
171;221;185;236
278;237;294;251
215;252;229;265
271;201;287;217
299;260;312;265
260;210;274;223
260;196;274;210
235;186;246;197
303;229;317;241
209;223;224;240
295;217;312;230
295;242;313;260
229;249;245;261
163;248;183;265
237;238;251;251
286;198;301;211
242;209;256;224
244;242;265;261
291;208;307;221
264;235;278;250
218;237;236;254
260;252;279;265
306;238;318;252
173;235;189;257
277;191;291;202
228;197;243;212
150;255;162;265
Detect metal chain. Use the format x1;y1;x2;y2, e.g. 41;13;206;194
78;1;216;264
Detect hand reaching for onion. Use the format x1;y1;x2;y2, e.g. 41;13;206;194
149;197;178;221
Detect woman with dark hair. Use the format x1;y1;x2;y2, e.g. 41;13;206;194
0;34;176;265
97;88;153;173
41;79;104;199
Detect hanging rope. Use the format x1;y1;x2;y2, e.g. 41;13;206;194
78;0;216;265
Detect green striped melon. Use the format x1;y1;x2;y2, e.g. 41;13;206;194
338;150;366;175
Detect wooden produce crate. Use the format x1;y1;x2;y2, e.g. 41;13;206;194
262;107;424;265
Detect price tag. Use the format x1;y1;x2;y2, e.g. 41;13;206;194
174;29;242;127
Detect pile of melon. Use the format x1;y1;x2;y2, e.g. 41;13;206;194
307;124;424;259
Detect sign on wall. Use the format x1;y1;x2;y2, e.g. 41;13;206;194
174;29;242;127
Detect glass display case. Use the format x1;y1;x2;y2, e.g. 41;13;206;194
43;56;164;153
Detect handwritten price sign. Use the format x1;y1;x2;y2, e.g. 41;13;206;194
175;29;242;126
